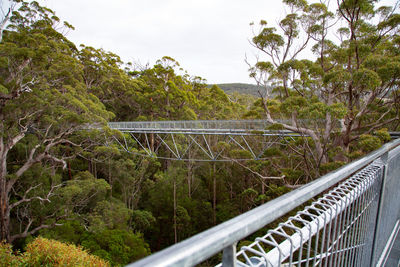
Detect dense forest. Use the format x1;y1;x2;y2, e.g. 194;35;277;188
0;0;399;266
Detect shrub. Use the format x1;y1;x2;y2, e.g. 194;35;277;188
0;237;110;267
23;237;110;266
0;241;20;266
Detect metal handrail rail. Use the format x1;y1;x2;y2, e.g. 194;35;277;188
126;138;400;267
108;120;286;130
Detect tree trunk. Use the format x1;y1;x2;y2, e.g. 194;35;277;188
108;160;112;198
173;176;177;243
0;147;10;242
150;133;155;152
333;133;351;162
88;159;92;174
0;180;10;242
261;180;265;204
67;162;72;180
187;161;193;198
212;163;216;225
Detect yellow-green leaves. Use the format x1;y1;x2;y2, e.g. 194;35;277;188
252;27;284;50
327;103;347;119
352;68;381;90
374;128;391;143
283;0;308;11
60;171;110;210
323;70;351;88
377;13;400;30
356;134;382;153
255;61;274;72
280;13;300;37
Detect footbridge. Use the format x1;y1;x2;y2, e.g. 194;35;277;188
109;120;304;161
108;120;399;162
124;138;400;267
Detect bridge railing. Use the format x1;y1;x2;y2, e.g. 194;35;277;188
109;120;279;131
127;139;400;267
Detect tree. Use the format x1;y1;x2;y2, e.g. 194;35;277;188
78;45;145;121
0;1;112;242
135;56;199;121
249;0;400;167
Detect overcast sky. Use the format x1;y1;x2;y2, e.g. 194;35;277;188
36;0;398;84
38;0;286;84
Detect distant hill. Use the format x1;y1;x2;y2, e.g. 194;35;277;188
214;83;266;97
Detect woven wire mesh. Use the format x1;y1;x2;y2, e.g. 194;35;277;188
230;162;384;267
109;120;274;131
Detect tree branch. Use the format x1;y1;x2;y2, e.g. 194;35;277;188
9;216;65;243
9;183;63;210
0;3;14;43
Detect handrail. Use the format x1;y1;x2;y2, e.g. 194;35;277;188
126;138;400;267
109;119;285;131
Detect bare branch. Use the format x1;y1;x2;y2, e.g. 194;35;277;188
224;157;286;180
9;216;66;243
0;1;15;43
9;183;63;210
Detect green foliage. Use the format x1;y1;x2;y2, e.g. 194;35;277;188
88;199;132;232
40;220;86;245
282;168;304;183
374;128;391;143
356;134;382;153
319;161;346;174
131;210;156;233
60;171;111;213
262;147;283;157
266;123;285;130
229;149;253;159
261;184;291;202
81;230;150;266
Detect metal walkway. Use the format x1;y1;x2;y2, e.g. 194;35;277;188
108;120;399;162
125;139;400;267
109;120;304;161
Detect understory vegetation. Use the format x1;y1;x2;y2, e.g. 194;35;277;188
0;0;399;266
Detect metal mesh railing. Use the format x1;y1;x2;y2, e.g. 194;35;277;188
108;120;280;132
231;163;383;267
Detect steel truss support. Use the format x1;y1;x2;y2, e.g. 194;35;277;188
108;119;310;161
108;120;400;161
113;130;301;162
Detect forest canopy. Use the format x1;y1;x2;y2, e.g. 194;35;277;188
0;0;399;266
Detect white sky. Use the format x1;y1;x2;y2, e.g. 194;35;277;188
39;0;285;84
36;0;398;84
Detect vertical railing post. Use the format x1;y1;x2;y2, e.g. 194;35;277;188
222;243;237;267
370;151;389;266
